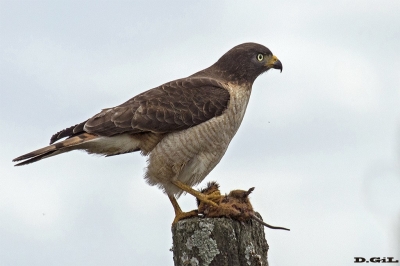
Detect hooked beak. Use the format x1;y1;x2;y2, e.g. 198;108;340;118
266;55;282;72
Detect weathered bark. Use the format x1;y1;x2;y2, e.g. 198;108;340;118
171;213;268;266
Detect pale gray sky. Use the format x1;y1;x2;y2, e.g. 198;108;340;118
1;1;399;265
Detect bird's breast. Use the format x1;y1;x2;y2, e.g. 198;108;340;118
162;84;251;155
145;84;252;195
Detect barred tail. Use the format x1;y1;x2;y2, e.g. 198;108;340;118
13;133;98;166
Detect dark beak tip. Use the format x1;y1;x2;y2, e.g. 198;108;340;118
274;60;283;73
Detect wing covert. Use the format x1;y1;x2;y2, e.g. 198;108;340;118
83;77;230;136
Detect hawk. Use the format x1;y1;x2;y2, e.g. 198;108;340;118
13;42;282;223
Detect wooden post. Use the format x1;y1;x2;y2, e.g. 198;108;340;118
171;213;269;266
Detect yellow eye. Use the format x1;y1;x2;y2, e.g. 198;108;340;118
257;54;264;61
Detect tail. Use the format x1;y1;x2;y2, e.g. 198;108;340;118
13;133;98;166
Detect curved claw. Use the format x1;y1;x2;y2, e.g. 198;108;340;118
172;210;198;224
172;180;218;207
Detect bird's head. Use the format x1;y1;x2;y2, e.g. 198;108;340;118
214;42;282;84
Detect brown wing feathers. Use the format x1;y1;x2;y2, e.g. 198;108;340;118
49;121;87;144
84;78;230;135
13;77;230;166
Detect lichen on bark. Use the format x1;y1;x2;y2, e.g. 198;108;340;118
171;214;269;266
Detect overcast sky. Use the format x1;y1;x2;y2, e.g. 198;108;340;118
1;1;399;265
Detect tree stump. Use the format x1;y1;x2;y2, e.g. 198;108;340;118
171;213;269;266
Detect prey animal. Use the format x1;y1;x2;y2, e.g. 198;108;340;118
197;182;289;231
13;42;282;223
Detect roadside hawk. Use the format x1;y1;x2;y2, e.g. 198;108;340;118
13;42;282;223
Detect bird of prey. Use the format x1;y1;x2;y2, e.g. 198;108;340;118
13;42;282;223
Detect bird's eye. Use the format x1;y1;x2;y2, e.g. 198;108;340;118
257;54;264;61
